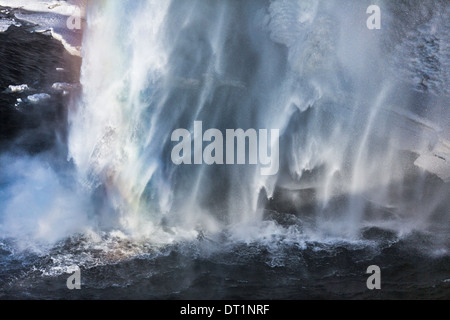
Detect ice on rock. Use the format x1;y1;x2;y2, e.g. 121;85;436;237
0;0;87;56
415;139;450;183
6;84;30;93
0;0;86;17
52;82;77;91
27;93;51;104
0;20;21;32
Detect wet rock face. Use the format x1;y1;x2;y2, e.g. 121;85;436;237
0;23;81;153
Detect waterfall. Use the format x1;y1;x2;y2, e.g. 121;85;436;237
1;0;449;300
66;0;449;241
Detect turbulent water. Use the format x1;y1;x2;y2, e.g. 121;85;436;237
0;0;449;299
